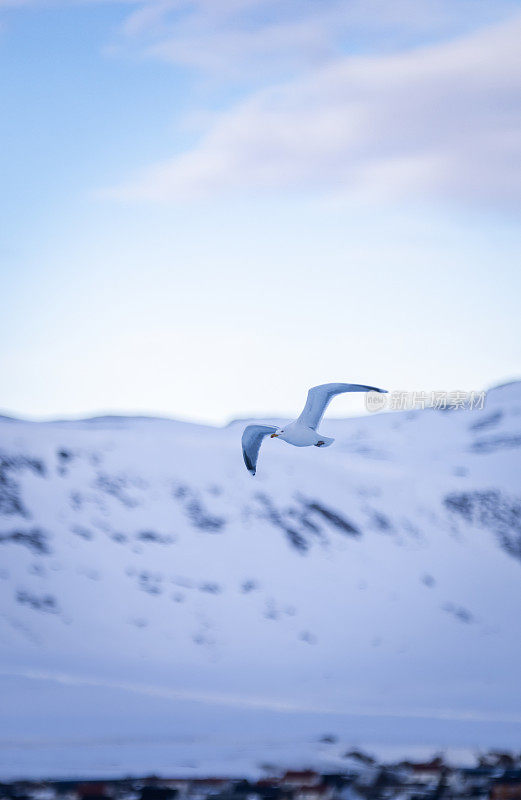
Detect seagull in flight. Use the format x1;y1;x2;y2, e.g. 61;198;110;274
241;382;387;476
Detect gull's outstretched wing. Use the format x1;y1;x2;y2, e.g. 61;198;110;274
241;424;278;476
297;383;387;430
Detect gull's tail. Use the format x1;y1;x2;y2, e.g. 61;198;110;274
315;436;334;448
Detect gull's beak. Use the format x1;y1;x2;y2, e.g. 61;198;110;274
270;433;279;438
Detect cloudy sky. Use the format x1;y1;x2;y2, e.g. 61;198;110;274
1;0;520;423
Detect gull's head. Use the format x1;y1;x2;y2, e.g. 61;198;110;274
270;428;284;438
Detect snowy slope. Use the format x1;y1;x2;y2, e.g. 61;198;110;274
1;382;521;776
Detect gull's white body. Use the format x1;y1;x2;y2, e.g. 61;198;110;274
276;421;333;447
241;382;387;475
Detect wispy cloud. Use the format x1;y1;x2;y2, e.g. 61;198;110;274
3;0;520;210
118;0;520;77
4;668;521;724
105;13;521;208
5;0;516;77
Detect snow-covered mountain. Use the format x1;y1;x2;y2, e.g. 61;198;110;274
1;382;521;778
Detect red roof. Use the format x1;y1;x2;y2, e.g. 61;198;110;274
76;785;108;797
283;772;319;781
401;757;444;772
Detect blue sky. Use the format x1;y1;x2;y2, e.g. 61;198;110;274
1;0;520;424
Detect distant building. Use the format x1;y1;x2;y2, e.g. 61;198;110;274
76;784;111;800
490;779;521;800
282;774;321;790
293;785;334;800
140;787;178;800
398;759;446;785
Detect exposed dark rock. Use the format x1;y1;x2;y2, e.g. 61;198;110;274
69;491;83;511
0;453;46;517
137;530;174;544
471;435;521;453
445;493;473;521
299;630;317;644
0;527;50;554
16;590;59;614
56;449;74;475
303;500;361;537
71;525;94;540
186;498;226;532
241;579;258;593
442;602;475;624
192;631;214;646
254;494;361;551
110;532;128;543
94;473;141;507
369;510;393;531
172;484;226;531
199;582;222;594
137;571;163;595
255;493;309;553
470;410;503;432
285;506;321;534
444;490;521;561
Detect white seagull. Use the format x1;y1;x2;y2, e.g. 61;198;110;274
241;382;387;476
